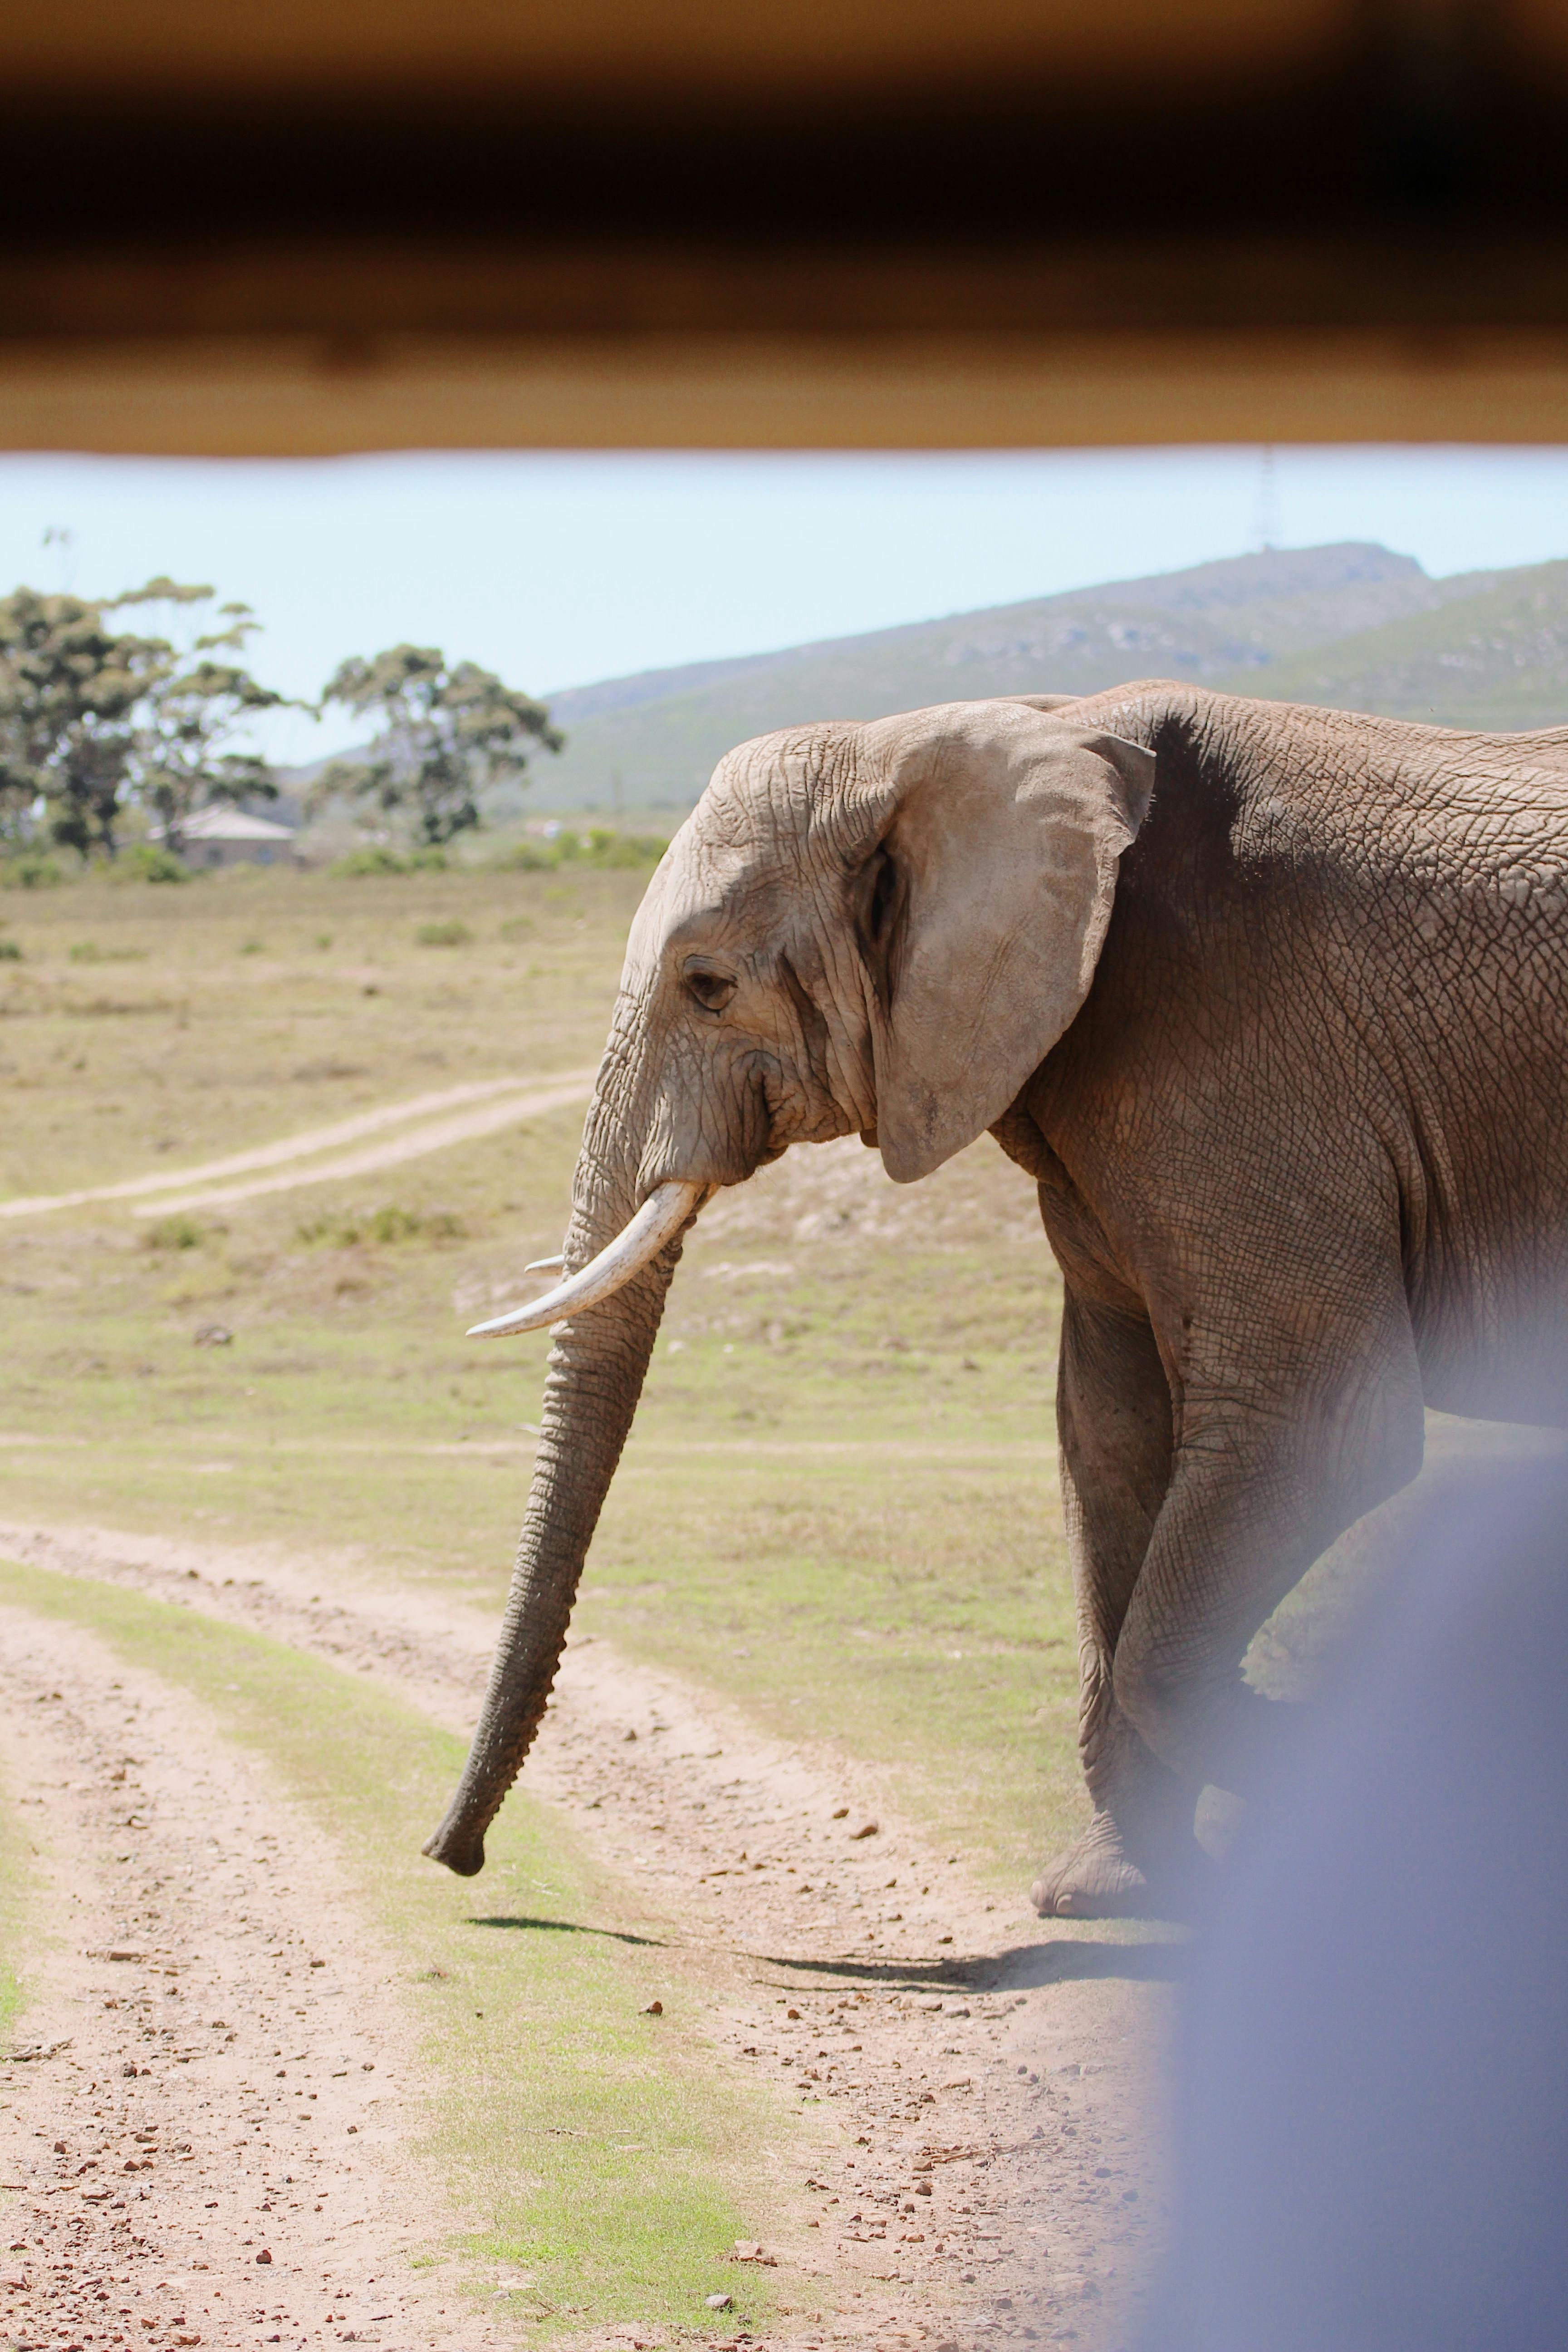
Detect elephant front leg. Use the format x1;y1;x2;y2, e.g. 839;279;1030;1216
1031;1291;1199;1920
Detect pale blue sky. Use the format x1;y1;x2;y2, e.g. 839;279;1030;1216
1;445;1564;763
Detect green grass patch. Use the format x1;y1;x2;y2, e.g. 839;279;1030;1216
0;1556;806;2339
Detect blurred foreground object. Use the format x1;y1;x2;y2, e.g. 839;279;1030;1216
1162;1455;1568;2352
2;2;1568;448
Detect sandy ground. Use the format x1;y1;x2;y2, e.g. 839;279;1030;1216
0;1519;1175;2352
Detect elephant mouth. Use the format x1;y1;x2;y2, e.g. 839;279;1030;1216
463;1178;710;1338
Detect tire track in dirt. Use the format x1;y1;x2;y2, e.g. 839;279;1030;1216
0;1522;1177;2352
0;1069;596;1225
0;1604;500;2352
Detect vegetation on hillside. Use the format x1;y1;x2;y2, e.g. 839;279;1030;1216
1244;559;1568;729
537;543;1568;811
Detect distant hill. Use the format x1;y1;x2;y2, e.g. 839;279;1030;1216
1240;559;1568;732
286;542;1568;824
534;540;1568;813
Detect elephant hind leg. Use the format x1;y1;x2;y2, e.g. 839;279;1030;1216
1113;1293;1426;1799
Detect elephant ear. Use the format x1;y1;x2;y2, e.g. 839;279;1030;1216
862;701;1155;1183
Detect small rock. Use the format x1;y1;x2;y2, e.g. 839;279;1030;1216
255;2248;272;2265
704;2292;733;2311
849;1821;879;1841
624;1728;638;1742
193;1324;233;1348
642;2000;664;2016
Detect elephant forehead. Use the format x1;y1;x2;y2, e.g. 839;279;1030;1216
620;830;776;985
623;731;865;970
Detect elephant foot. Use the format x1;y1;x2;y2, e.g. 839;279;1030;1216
1030;1813;1206;1921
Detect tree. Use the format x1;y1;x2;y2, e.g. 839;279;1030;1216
118;582;292;857
0;578;293;861
0;588;163;858
314;645;563;847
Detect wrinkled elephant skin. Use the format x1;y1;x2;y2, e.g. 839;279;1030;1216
424;686;1568;1920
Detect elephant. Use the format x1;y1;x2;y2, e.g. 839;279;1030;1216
423;682;1568;1918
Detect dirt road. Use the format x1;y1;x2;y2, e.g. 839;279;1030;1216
0;1601;501;2352
0;1520;1176;2352
0;1071;596;1225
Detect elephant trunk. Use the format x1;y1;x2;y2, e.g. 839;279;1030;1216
423;1115;693;1875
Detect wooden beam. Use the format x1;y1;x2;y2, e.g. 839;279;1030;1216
4;327;1565;455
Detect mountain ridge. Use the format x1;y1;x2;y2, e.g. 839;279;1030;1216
286;540;1568;818
534;539;1568;812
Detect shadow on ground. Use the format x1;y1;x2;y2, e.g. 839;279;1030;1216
468;1913;667;1946
744;1933;1186;1990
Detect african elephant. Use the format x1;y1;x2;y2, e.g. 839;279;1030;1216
423;684;1568;1917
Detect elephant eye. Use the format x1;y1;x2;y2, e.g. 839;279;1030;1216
682;959;737;1014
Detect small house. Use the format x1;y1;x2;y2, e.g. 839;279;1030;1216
158;808;301;869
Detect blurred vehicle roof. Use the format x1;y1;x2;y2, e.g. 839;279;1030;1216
3;0;1566;451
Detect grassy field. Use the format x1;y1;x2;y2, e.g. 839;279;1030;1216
0;1552;801;2334
0;856;1085;1889
2;855;1512;1899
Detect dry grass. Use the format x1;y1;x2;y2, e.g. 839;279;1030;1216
0;857;1457;1894
0;860;1093;1887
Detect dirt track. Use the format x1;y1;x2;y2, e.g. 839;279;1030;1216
0;1600;500;2352
0;1520;1174;2352
0;1071;596;1225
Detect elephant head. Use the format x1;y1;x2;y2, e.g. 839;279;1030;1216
422;696;1155;1874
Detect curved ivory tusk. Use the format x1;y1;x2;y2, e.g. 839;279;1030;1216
522;1252;565;1274
466;1181;706;1338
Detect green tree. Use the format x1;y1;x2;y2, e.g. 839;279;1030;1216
118;581;293;857
0;577;294;861
0;588;164;857
315;645;563;847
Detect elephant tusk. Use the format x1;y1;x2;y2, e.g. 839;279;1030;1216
523;1252;565;1274
466;1181;707;1337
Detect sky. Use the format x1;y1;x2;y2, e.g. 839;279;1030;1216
1;444;1565;764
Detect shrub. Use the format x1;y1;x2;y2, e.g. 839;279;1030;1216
327;844;450;878
296;1203;466;1248
0;851;63;890
414;919;471;948
143;1213;206;1251
0;936;20;960
69;941;148;964
494;829;666;874
601;831;668;868
111;843;190;884
328;846;407;877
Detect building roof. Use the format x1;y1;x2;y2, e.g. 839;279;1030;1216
157;807;297;843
